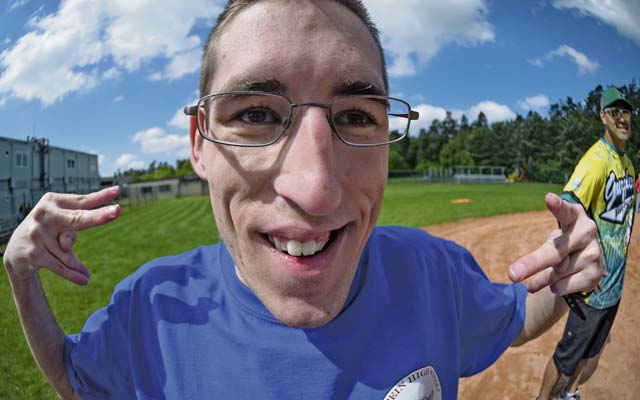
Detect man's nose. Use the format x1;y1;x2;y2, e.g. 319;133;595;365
273;107;342;216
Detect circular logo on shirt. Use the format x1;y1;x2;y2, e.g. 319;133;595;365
384;365;442;400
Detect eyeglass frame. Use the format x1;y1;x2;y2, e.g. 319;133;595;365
603;106;633;122
184;91;420;148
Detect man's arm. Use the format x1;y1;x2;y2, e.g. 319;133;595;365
511;287;567;346
6;273;79;399
3;187;121;398
507;193;602;346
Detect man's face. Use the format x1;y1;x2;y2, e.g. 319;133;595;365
600;105;632;150
191;1;388;328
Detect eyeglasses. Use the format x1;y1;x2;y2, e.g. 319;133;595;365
604;107;632;122
184;91;419;147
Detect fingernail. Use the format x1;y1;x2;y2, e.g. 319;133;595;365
509;262;525;282
107;205;119;217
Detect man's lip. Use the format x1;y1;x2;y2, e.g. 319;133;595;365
260;224;348;265
260;222;347;242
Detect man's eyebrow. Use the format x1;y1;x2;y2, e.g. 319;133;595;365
221;78;287;94
333;80;386;96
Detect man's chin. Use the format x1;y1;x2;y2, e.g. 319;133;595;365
269;302;341;329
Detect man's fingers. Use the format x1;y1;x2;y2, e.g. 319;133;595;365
45;255;90;286
58;231;77;252
509;239;564;282
53;186;120;210
36;203;121;232
521;256;568;293
550;273;596;296
545;192;580;228
509;197;597;283
44;240;90;279
565;240;603;293
522;241;602;294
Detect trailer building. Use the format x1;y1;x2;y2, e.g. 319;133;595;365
1;136;100;240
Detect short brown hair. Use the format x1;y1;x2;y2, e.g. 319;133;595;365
198;0;388;97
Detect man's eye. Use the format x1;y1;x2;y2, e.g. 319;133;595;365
336;110;375;126
239;108;279;124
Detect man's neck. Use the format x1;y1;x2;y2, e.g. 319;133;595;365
603;131;625;153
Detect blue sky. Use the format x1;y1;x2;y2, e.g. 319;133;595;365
1;0;639;177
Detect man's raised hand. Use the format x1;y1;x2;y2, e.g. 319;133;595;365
508;193;603;295
3;186;121;285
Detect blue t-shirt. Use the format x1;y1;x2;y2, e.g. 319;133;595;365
64;226;527;400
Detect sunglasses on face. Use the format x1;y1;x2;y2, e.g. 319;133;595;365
604;107;632;122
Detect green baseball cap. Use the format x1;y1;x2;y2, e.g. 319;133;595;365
600;86;632;110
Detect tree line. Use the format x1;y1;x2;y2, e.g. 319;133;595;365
117;79;639;184
391;80;639;183
115;159;196;182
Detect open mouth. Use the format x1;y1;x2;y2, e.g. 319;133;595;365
265;228;342;257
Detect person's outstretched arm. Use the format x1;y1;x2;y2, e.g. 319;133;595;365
507;193;602;346
3;187;121;398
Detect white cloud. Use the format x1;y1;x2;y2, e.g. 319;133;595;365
102;67;121;81
519;94;550;110
407;100;515;133
113;95;124;102
114;153;144;170
553;0;640;46
168;106;191;130
2;38;11;45
150;47;202;81
132;127;190;157
410;104;450;131
0;0;223;106
529;44;600;74
367;0;495;78
8;0;30;12
468;101;516;122
528;58;544;68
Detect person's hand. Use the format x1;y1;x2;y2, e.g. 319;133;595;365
508;193;603;294
3;186;121;285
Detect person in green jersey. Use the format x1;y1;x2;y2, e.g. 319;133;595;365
537;87;636;400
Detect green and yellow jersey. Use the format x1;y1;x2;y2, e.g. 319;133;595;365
562;138;636;309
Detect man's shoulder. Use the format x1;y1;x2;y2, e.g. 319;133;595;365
578;139;609;164
113;243;226;295
369;226;467;260
371;225;444;245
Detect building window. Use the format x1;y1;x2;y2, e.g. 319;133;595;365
67;159;76;168
16;152;28;167
141;187;153;194
159;185;172;192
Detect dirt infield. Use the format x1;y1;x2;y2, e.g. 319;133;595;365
424;210;640;400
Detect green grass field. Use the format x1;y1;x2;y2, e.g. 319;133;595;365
0;182;560;398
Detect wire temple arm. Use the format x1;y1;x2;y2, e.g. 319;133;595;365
184;105;198;116
389;111;420;120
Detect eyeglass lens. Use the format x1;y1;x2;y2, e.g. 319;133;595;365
608;108;631;122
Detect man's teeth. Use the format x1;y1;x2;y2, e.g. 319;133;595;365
269;236;329;257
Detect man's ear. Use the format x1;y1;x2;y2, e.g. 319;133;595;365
599;110;607;125
190;116;208;180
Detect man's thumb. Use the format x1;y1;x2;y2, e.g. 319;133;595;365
545;192;580;228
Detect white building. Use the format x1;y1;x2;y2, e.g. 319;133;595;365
0;136;100;240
